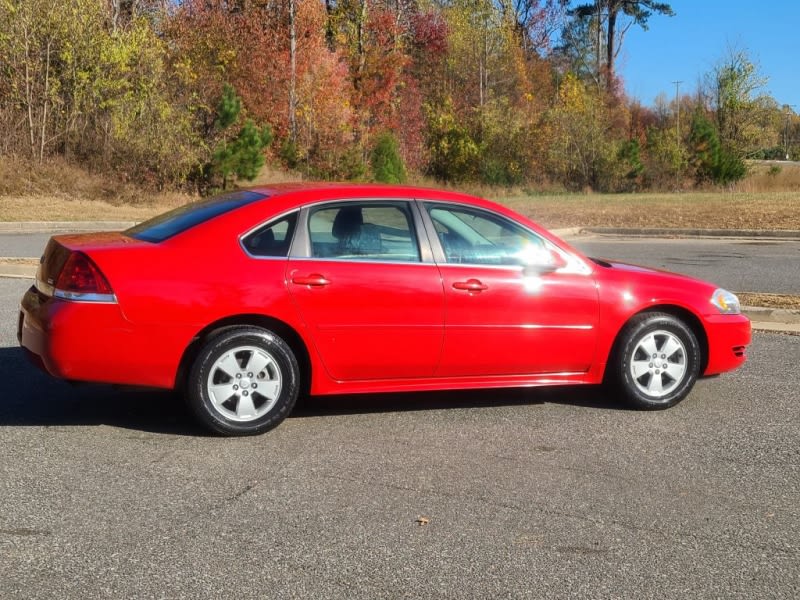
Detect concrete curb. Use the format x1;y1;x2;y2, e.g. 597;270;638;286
582;227;800;240
550;227;583;238
0;221;136;233
741;306;800;325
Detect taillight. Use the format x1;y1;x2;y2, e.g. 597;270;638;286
53;252;116;302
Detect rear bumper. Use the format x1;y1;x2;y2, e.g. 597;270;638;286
19;285;185;389
702;314;751;376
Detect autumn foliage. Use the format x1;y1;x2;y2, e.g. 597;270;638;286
0;0;794;192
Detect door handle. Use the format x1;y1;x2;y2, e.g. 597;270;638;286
452;279;488;292
291;274;331;287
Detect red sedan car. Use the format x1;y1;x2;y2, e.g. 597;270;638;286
18;184;750;435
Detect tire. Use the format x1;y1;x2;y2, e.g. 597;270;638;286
186;327;300;436
612;312;701;410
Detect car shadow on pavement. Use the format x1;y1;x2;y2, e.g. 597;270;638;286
0;345;629;435
0;346;203;436
292;382;630;418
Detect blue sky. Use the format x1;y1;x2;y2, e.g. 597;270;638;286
618;0;798;108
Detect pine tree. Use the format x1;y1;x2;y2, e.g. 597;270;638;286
211;85;273;188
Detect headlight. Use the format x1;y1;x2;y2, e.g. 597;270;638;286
710;288;741;314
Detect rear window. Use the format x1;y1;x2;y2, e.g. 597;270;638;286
126;190;265;242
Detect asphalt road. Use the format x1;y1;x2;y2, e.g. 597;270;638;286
2;232;799;295
570;235;800;295
1;278;798;599
0;232;65;258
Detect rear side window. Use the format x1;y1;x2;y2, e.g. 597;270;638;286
242;212;298;257
127;191;265;243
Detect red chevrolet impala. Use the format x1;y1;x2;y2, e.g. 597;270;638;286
18;184;750;435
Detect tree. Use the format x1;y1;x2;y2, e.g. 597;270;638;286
370;132;406;183
644;126;686;189
709;48;776;157
211;85;273;188
688;112;745;186
570;1;674;89
542;72;620;190
497;0;569;55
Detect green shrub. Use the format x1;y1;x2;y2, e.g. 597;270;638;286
370;132;407;184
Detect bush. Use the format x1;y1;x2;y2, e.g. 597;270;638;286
688;113;746;185
370;133;407;184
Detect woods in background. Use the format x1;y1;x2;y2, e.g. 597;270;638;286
1;0;797;192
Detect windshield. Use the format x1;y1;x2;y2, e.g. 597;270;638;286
126;190;265;243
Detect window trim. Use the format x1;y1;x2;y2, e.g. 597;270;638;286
290;199;434;264
419;200;591;274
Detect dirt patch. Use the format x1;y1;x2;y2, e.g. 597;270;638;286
738;292;800;310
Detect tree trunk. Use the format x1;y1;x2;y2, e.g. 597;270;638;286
24;31;36;159
289;0;297;142
356;0;368;90
39;38;52;163
606;1;617;89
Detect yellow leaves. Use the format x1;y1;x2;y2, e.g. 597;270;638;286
556;73;591;113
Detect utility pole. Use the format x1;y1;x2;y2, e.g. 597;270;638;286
672;81;682;141
784;105;796;160
672;80;682;190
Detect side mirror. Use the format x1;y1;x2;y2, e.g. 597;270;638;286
522;249;567;276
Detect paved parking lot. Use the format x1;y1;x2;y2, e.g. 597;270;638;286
0;278;798;599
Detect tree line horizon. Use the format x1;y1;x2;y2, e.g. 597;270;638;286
1;0;797;193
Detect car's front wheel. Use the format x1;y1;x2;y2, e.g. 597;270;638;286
186;327;300;435
613;312;701;410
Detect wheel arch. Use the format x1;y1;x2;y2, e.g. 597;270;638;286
175;314;312;396
603;304;709;383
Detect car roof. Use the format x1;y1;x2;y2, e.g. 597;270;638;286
248;181;470;196
244;182;501;210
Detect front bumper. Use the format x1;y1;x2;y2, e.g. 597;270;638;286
702;313;751;376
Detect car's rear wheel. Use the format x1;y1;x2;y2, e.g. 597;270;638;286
613;312;701;410
186;327;300;435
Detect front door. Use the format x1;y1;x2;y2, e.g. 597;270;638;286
424;203;599;377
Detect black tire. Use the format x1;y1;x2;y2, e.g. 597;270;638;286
186;327;300;436
611;312;701;410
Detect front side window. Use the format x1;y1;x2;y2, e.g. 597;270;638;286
242;212;298;257
425;204;549;266
308;203;420;262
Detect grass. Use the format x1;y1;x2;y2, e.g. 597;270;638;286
738;293;800;310
2;189;798;230
500;191;800;230
0;196;177;222
0;155;190;222
0;156;799;230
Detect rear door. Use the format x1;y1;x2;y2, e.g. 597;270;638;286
287;200;445;381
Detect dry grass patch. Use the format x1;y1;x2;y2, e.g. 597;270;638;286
0;195;181;222
498;191;800;230
740;161;800;193
738;293;800;310
0;156;192;221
